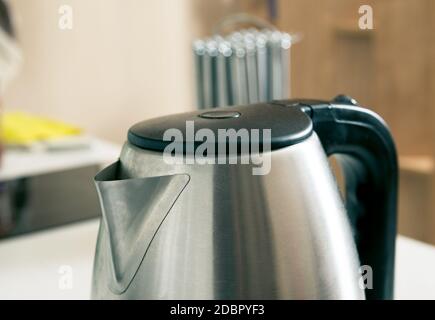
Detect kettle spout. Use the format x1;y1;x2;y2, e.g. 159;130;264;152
94;161;190;294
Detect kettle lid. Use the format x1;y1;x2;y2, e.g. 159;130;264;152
128;103;313;153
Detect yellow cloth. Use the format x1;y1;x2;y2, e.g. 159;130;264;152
1;112;82;146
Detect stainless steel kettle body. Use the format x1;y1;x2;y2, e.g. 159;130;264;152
92;97;398;300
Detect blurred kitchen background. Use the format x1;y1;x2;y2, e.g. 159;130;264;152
0;0;435;246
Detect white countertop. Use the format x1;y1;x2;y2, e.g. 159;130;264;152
0;219;434;300
0;220;98;300
0;138;121;181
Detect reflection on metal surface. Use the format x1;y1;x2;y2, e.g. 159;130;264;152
92;134;364;300
95;163;190;294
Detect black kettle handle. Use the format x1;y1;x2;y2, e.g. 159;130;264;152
277;96;398;299
311;96;398;300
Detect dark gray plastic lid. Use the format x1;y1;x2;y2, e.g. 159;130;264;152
128;103;313;153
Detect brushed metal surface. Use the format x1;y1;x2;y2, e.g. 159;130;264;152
92;134;364;299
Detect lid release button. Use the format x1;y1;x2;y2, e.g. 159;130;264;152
199;111;241;120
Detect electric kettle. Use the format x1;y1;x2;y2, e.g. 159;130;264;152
92;96;397;300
